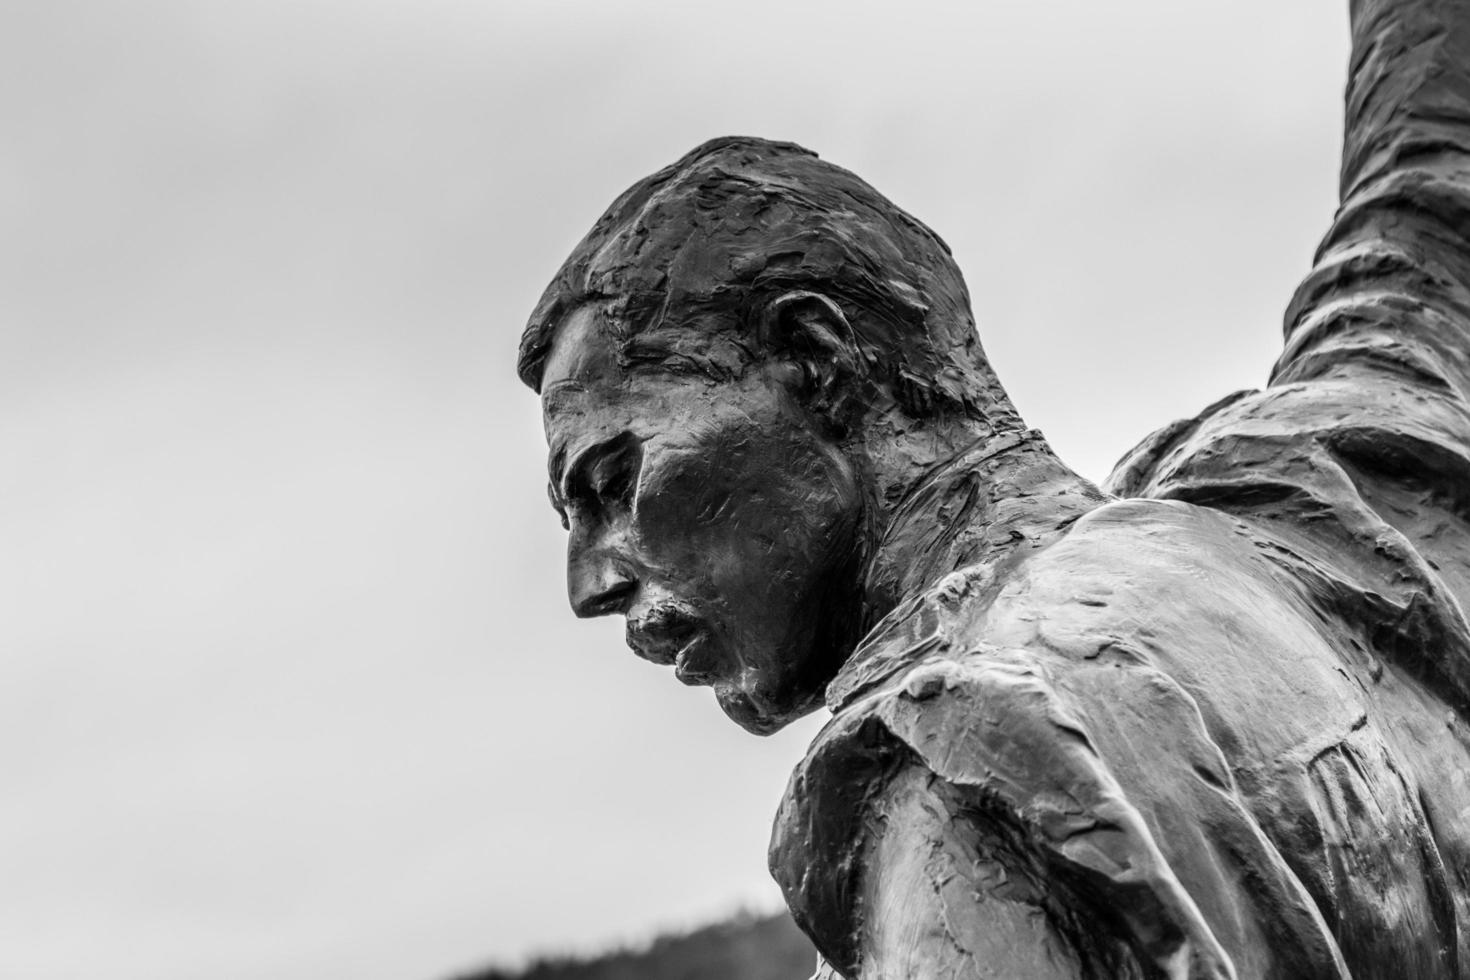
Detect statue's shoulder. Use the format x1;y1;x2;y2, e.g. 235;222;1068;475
772;498;1259;964
826;496;1264;709
783;495;1240;803
770;499;1323;963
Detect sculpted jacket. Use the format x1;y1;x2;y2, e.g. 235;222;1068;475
770;1;1470;977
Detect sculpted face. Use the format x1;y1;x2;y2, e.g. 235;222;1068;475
540;306;864;734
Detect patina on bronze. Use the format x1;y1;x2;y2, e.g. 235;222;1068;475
519;1;1470;976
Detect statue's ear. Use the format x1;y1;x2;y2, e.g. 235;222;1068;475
758;291;861;418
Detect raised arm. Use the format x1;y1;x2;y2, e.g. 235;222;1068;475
1276;0;1470;390
1108;0;1470;696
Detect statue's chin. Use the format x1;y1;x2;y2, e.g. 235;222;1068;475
715;684;815;737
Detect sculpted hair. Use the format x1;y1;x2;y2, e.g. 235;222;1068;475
518;136;1010;421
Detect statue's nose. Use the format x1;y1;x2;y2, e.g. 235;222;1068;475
568;550;637;618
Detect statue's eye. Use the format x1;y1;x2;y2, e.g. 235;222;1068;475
588;436;641;509
557;433;643;523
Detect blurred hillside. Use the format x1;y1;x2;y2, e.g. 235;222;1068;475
452;911;816;980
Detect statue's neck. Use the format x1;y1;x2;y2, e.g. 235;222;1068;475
858;420;1106;626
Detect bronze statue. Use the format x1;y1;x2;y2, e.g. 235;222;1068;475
519;1;1470;975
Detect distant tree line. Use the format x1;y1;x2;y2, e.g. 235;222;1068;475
451;910;815;980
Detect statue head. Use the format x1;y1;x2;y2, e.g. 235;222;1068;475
519;137;1018;733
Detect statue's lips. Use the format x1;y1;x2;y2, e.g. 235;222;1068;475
625;606;712;682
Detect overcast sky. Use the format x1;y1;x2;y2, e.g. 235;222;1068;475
3;3;1349;979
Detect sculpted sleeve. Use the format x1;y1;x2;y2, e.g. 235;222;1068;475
1277;0;1470;396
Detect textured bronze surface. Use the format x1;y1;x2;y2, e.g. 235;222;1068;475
521;1;1470;975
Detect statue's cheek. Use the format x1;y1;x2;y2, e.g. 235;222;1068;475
629;414;854;581
625;454;743;580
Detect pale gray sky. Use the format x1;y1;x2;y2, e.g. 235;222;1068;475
2;2;1347;978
